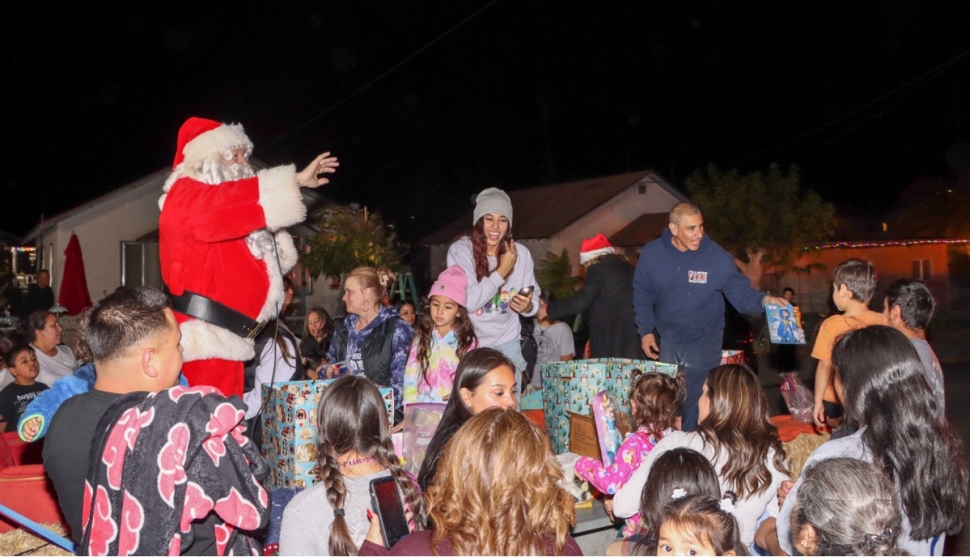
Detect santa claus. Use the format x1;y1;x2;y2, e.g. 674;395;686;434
159;117;337;397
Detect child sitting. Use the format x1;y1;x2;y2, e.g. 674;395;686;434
574;371;681;537
656;494;748;556
811;259;885;429
0;344;49;432
402;266;477;405
609;447;721;555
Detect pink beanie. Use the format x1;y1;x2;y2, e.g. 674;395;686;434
429;266;468;307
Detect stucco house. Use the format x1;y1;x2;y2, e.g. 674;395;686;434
22;168;170;304
421;170;687;279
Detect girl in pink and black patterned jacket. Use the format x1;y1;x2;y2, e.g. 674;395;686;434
574;371;682;537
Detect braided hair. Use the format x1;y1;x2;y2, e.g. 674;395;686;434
315;375;425;555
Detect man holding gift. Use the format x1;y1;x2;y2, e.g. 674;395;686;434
159;116;338;397
633;202;788;431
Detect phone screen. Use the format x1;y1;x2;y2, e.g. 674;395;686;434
370;477;410;548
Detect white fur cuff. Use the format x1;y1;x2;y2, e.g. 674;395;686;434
257;165;306;230
274;231;299;274
179;319;256;362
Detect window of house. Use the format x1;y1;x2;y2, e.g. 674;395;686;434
121;241;162;289
911;259;931;280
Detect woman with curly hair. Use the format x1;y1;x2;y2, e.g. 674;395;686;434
280;375;424;556
613;364;789;547
362;407;579;555
776;325;967;556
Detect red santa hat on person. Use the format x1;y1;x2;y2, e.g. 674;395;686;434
579;233;615;264
172;116;253;168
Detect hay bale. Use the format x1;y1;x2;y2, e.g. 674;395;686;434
783;432;831;482
0;523;72;556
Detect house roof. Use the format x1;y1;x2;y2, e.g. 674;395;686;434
22;158;335;244
22;166;174;244
421;170;684;245
608;213;669;247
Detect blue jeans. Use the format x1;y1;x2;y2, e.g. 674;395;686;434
659;332;723;432
493;338;527;403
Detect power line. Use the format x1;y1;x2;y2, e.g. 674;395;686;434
732;46;970;165
270;0;503;149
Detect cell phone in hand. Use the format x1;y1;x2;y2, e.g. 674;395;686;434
518;285;535;298
369;476;410;548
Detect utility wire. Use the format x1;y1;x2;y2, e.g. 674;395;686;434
733;46;970;165
270;0;503;149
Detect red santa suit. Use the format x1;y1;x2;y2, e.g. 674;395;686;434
159;117;304;397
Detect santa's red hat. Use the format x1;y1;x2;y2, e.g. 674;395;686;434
580;233;615;264
172;117;253;168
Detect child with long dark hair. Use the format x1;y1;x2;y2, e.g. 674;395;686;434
777;325;968;556
415;348;517;491
656;494;748;556
574;371;681;537
402;266;477;405
611;447;721;555
280;376;425;556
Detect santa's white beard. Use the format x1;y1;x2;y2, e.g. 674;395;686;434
199;155;256;184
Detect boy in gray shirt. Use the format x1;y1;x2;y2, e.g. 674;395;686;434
883;279;945;410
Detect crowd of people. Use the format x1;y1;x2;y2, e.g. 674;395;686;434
0;116;965;556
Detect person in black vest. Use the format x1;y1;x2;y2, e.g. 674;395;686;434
538;234;642;359
325;267;413;423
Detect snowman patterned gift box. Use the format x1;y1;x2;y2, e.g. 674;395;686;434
261;379;394;490
539;358;679;454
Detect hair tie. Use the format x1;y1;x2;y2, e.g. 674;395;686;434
333;508;345;517
719;497;736;514
864;527;893;545
671;488;687;500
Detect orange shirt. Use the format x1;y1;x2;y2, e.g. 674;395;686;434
812;310;887;402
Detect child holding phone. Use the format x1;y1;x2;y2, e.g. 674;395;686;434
445;187;540;392
402;266;477;405
280;376;424;555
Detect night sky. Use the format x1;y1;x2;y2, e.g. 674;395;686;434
7;1;969;243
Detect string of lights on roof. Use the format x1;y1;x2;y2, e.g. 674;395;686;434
805;239;970;251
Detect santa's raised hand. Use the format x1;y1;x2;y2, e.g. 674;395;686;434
296;152;339;188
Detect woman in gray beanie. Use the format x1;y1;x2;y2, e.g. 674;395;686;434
445;187;540;393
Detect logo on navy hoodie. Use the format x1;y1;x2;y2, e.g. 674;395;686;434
688;270;708;284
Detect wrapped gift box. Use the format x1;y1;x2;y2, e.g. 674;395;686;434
520;388;544;410
539;359;678;454
261;379;394;490
720;350;746;366
401;403;446;474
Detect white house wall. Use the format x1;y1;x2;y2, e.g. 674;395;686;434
550;177;681;274
43;183;162;304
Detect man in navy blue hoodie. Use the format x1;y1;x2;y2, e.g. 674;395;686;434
633;202;788;431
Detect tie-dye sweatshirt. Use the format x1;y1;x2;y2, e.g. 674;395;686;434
403;330;476;404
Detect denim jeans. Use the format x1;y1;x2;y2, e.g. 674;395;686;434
659;331;723;432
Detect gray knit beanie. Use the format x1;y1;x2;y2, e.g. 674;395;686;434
473;187;513;228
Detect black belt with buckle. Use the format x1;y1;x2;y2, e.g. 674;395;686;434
164;285;266;339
